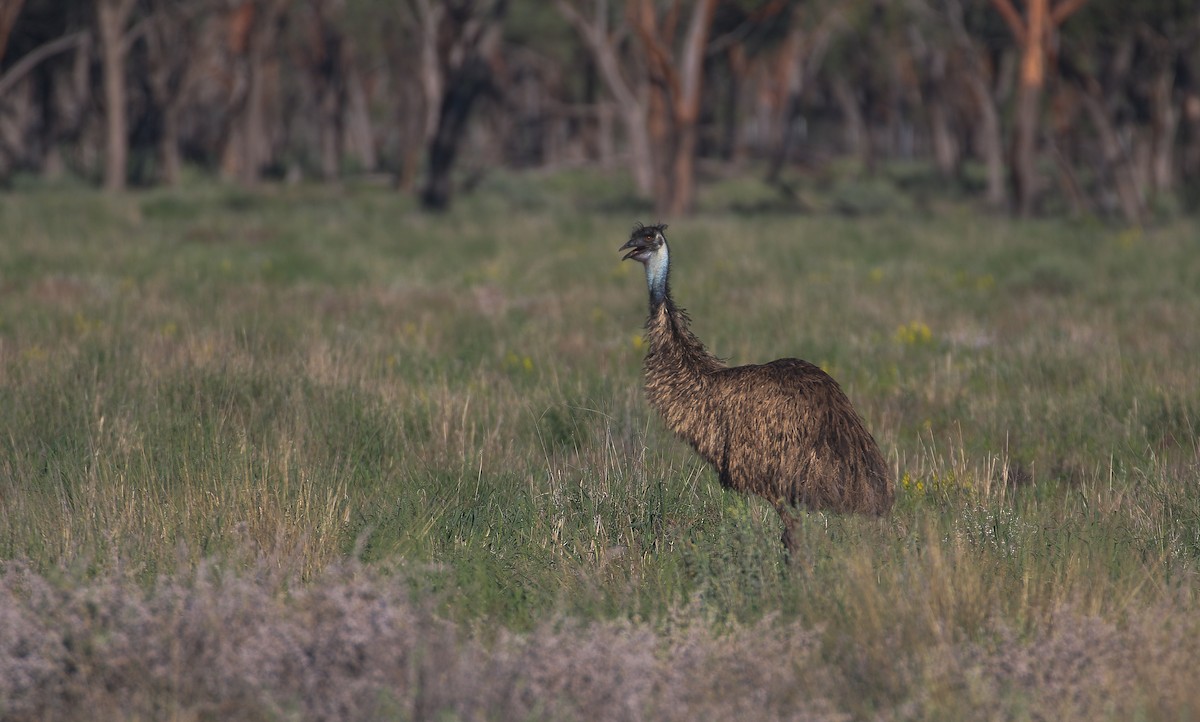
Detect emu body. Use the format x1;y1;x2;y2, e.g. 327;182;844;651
621;224;893;548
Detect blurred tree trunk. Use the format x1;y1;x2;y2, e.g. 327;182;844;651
631;0;719;217
942;0;1007;209
1141;26;1180;199
395;80;423;191
342;64;375;171
389;3;427;191
0;0;25;63
413;0;442;146
1183;91;1200;202
159;99;182;183
1006;0;1043;215
721;43;745;163
417;0;506;211
145;0;208;186
968;70;1007;209
220;0;287;184
1148;66;1177;196
298;0;375;180
831;75;871;171
1060;32;1144;222
765;6;839;187
1077;88;1143;222
422;54;491;209
762;27;803;185
989;0;1088;216
556;0;653;196
924;49;959;178
39;33;91;181
96;0;136;191
306;0;346;181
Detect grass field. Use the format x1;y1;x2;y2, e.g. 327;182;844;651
1;171;1199;720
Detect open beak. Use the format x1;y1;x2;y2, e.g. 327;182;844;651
620;237;648;261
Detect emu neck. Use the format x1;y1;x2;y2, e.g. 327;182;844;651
644;244;670;309
642;299;725;459
644;298;724;382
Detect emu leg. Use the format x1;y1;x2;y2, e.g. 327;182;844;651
776;504;802;559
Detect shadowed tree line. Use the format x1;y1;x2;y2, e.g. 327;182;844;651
0;0;1198;220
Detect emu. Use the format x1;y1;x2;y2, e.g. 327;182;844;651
620;223;893;552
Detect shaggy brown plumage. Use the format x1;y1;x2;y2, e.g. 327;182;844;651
620;223;893;550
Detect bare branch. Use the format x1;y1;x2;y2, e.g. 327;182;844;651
630;0;680;100
555;0;638;110
988;0;1027;45
0;30;88;99
554;0;587;33
1049;0;1088;25
707;0;787;56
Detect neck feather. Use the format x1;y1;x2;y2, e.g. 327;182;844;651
645;243;669;308
645;299;724;377
641;300;724;460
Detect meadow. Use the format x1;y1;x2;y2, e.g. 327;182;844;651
1;170;1198;720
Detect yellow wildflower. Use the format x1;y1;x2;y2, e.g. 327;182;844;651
894;321;933;346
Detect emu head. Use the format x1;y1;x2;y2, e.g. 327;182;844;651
620;223;670;305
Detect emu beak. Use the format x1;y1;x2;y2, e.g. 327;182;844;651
620;237;645;261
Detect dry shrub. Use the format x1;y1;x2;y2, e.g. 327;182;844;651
3;557;1199;722
940;601;1200;721
0;559;835;722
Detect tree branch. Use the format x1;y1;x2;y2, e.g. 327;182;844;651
707;0;786;56
554;0;587;34
0;30;88;99
555;0;638;111
1049;0;1088;26
987;0;1027;45
630;0;680;101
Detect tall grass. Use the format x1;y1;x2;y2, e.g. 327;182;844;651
1;173;1198;718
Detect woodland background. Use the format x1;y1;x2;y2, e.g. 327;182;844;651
1;0;1199;221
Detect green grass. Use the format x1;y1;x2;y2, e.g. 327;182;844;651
1;172;1199;717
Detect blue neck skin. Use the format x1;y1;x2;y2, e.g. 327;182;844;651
645;243;669;308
